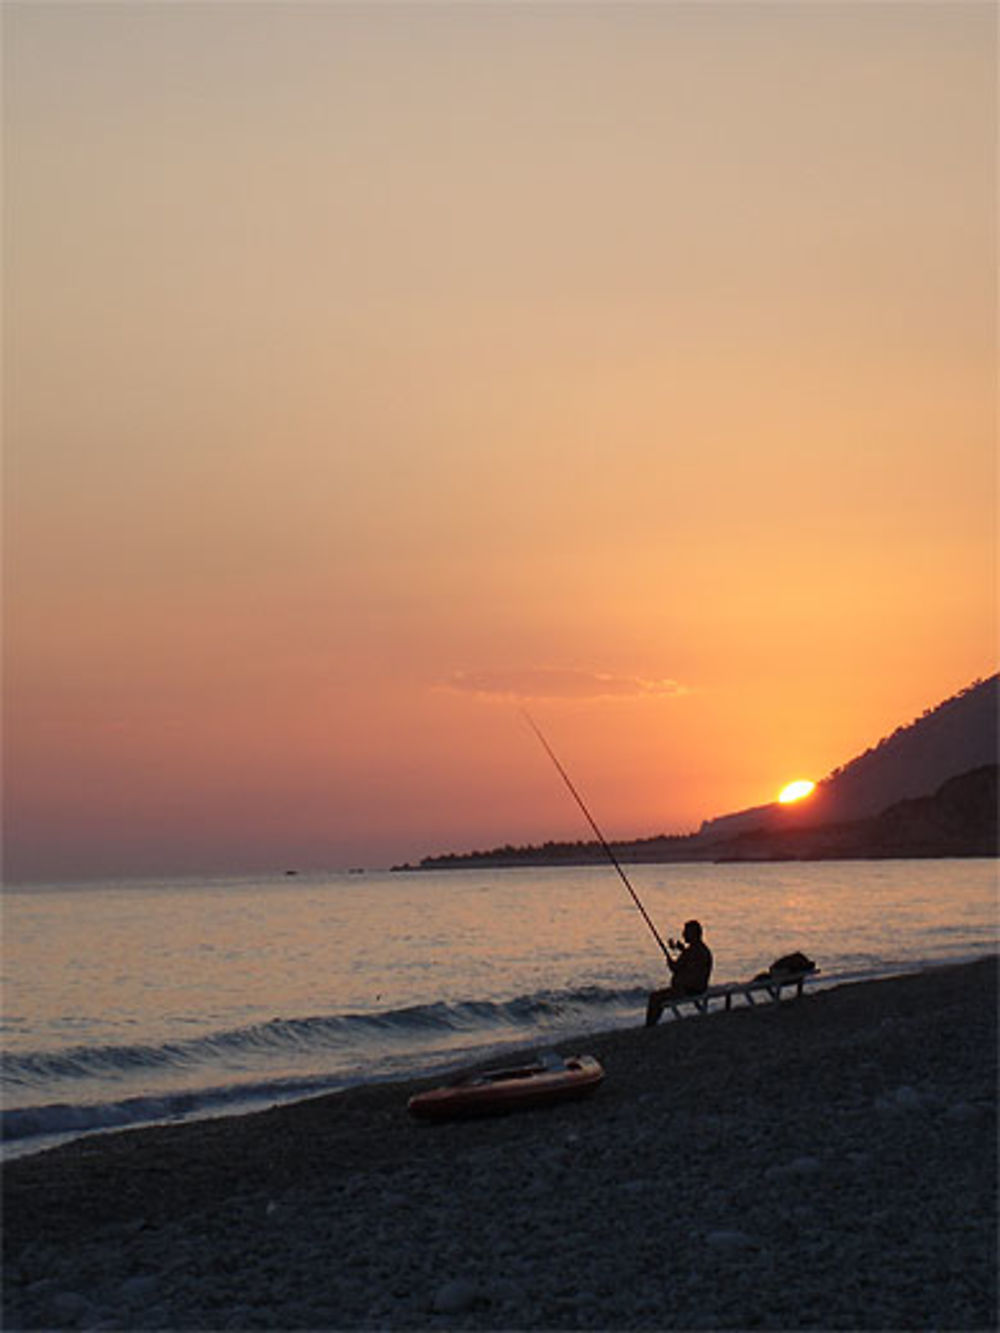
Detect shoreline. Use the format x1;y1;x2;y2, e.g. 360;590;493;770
2;952;985;1166
4;957;997;1330
396;851;1000;872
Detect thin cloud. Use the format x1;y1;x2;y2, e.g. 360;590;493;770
445;668;687;702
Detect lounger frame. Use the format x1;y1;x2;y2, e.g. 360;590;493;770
661;969;819;1020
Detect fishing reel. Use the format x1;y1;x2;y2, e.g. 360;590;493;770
667;937;684;952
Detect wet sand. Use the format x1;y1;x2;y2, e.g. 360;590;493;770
3;957;997;1331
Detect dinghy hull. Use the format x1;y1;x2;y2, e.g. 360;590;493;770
407;1054;605;1121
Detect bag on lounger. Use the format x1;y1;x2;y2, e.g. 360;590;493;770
753;952;816;981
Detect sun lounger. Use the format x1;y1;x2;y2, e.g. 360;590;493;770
658;969;819;1020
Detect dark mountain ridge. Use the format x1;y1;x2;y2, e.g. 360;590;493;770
712;764;997;863
701;674;998;840
818;675;997;819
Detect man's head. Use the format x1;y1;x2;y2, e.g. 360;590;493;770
682;919;703;943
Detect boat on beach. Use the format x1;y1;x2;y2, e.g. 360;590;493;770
407;1053;605;1121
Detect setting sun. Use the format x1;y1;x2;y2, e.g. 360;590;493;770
778;780;816;804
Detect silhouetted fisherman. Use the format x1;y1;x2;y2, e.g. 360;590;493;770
645;919;713;1026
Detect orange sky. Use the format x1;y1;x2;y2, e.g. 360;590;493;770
4;2;997;881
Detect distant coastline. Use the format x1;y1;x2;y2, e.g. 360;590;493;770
399;677;998;872
396;764;998;871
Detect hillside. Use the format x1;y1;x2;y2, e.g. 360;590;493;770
815;674;997;819
700;674;998;840
712;765;998;862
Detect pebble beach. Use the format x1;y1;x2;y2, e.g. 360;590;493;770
3;957;996;1332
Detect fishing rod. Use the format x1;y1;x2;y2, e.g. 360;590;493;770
521;711;671;962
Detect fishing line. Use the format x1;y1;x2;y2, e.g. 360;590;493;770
521;711;671;961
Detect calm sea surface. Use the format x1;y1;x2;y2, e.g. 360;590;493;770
2;860;997;1157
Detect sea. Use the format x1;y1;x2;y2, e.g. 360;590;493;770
2;859;997;1159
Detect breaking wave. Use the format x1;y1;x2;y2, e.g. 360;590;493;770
2;984;646;1148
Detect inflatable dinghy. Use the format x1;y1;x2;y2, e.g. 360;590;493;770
407;1053;604;1121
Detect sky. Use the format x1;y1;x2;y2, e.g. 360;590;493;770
4;0;997;882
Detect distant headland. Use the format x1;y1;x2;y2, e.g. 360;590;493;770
396;675;998;870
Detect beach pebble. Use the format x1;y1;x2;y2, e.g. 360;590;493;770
222;1304;254;1328
118;1274;158;1305
765;1155;821;1180
380;1190;410;1209
705;1229;757;1251
47;1290;91;1324
485;1276;526;1306
876;1085;925;1112
892;1084;923;1108
25;1277;59;1301
788;1154;822;1175
136;1305;171;1329
685;1312;724;1329
618;1178;648;1195
432;1277;481;1314
945;1101;981;1123
20;1246;62;1282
